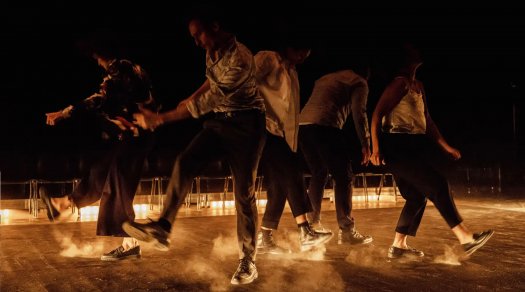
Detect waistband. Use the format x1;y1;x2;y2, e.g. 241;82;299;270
214;109;264;119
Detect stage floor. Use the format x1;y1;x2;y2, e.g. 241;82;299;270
1;194;524;291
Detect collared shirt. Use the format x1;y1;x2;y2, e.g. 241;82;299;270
186;37;265;118
382;76;426;134
299;70;370;148
254;51;300;152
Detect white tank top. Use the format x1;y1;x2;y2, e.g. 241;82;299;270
382;77;426;134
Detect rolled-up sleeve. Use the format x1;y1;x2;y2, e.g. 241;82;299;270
187;57;251;118
351;83;371;148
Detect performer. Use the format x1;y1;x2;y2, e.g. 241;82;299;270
370;41;493;259
123;10;266;285
254;44;333;255
44;43;157;261
299;65;373;246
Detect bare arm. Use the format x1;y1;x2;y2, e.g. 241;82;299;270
370;78;408;165
161;80;210;124
134;80;210;130
422;86;461;160
350;83;371;165
46;93;105;126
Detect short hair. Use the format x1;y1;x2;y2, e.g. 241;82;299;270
372;39;423;80
76;35;120;60
185;4;229;32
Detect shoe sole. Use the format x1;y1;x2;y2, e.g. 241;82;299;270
338;237;373;245
313;230;333;235
465;230;494;256
122;222;154;242
230;271;258;285
40;193;59;222
301;233;334;252
257;249;291;255
122;222;170;252
100;254;141;261
387;252;424;259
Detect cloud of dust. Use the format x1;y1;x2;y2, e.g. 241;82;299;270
210;232;238;261
53;230;104;258
433;245;462;266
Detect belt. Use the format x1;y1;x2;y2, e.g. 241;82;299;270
214;109;263;119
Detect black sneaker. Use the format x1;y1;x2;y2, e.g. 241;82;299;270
462;230;494;256
299;224;333;252
40;192;60;221
122;220;170;251
387;246;425;259
100;245;141;261
230;257;258;285
338;227;373;245
256;230;291;254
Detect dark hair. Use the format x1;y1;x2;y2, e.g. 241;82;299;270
314;49;370;79
282;34;312;51
372;39;423;81
76;34;120;60
185;4;230;32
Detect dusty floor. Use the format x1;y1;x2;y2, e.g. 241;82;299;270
1;192;524;291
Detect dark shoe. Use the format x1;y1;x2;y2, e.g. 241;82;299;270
309;221;332;234
462;230;494;256
299;224;333;251
122;220;170;251
338;227;373;245
387;246;425;259
40;192;60;221
256;230;291;254
230;257;258;285
100;245;141;261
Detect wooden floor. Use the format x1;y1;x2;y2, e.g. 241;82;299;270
1;192;524;291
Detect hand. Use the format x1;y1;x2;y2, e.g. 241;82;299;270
45;111;64;126
369;151;385;166
445;146;461;161
133;107;161;131
361;146;371;166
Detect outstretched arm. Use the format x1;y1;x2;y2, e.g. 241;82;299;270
133;80;210;130
45;93;105;126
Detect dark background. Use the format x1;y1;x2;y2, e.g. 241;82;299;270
1;1;524;182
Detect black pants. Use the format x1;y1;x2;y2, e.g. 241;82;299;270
383;133;463;236
160;110;266;260
260;132;311;230
299;124;354;229
72;134;153;237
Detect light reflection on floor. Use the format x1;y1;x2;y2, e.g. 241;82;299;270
0;187;430;225
10;188;525;225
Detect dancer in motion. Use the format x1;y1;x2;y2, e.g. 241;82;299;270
44;42;157;261
369;41;493;259
123;10;266;285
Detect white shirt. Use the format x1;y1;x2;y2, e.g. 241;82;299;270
299;70;370;148
187;37;265;118
255;51;300;152
382;76;426;134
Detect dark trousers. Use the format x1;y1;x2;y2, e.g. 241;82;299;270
160;110;266;260
383;133;463;236
299;124;354;229
72;134;153;237
260;132;312;230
